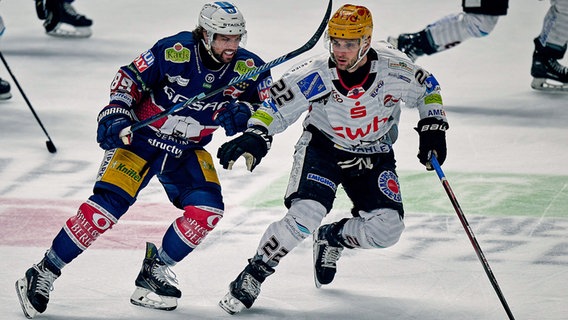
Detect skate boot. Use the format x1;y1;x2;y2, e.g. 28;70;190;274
0;78;11;100
130;242;181;311
15;257;61;319
387;30;437;62
313;223;345;288
531;38;568;92
219;258;275;314
42;0;93;38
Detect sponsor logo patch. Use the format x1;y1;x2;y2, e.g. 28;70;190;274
234;58;259;81
165;43;190;63
297;72;326;99
133;50;155;72
424;74;440;93
307;172;337;191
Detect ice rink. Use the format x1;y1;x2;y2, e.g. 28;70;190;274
1;1;567;319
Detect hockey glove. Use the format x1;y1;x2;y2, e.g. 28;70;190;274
213;100;255;136
415;117;448;170
96;105;134;150
217;125;272;172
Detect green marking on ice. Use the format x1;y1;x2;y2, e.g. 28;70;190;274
245;170;568;218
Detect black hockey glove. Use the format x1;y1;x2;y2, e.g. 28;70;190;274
96;105;134;150
217;125;272;172
415;117;448;170
213;100;255;136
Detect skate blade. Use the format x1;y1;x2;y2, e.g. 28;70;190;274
47;24;92;38
531;78;568;92
218;292;246;315
313;234;323;289
130;287;178;311
0;92;12;100
15;277;38;319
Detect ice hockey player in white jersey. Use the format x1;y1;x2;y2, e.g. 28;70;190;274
387;0;568;92
387;0;509;62
216;4;449;315
531;0;568;91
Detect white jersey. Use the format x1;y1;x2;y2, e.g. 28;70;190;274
249;41;447;155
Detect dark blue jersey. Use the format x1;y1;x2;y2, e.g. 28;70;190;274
108;31;272;148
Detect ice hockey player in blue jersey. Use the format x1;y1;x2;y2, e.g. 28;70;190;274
15;1;272;318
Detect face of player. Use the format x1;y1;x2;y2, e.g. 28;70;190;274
210;34;242;63
330;37;367;72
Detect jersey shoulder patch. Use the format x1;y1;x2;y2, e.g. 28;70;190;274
373;40;411;61
284;54;331;100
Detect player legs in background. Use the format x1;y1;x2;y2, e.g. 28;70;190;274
35;0;93;38
0;14;12;100
531;0;568;91
0;78;11;100
388;0;508;61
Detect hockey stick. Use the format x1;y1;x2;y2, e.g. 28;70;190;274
429;154;515;320
119;0;333;143
0;51;57;153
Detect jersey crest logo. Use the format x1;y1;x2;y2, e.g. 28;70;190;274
347;85;365;99
378;170;402;203
165;43;190;63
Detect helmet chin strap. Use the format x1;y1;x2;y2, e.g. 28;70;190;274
347;38;371;71
330;38;371;72
202;33;222;64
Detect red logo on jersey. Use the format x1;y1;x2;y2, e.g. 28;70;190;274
383;94;400;108
350;101;366;118
333;116;389;140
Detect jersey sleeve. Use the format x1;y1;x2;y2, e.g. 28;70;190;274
108;44;164;110
248;55;331;135
399;60;446;122
413;71;447;122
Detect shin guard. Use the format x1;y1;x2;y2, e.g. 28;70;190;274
63;200;117;251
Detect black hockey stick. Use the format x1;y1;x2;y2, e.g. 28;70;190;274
119;0;333;143
430;154;515;320
0;51;57;153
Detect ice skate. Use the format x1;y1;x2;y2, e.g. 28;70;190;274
15;257;61;319
313;223;344;288
130;242;181;311
219;258;274;315
0;78;11;100
531;56;568;92
530;38;568;92
387;30;435;62
42;0;93;38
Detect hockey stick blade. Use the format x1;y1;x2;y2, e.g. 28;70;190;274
0;51;58;153
119;0;333;142
46;140;57;153
430;155;515;320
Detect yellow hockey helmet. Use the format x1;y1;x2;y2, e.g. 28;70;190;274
328;4;373;40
